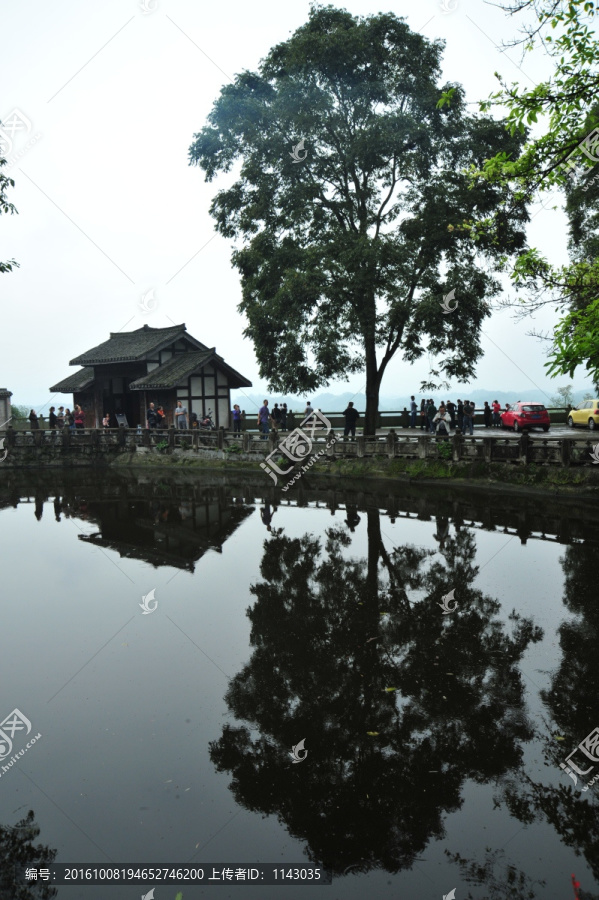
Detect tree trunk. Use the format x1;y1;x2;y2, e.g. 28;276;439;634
364;335;380;436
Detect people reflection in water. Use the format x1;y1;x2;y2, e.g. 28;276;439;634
433;516;450;548
54;496;62;522
344;504;361;532
260;502;275;532
34;494;43;521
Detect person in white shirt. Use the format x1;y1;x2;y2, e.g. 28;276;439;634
433;404;451;437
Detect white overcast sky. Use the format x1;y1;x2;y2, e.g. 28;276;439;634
0;0;589;409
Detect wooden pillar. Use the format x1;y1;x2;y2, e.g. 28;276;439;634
168;426;176;448
560;437;571;467
417;436;428;459
93;380;103;429
357;436;366;457
217;427;225;449
483;437;493;463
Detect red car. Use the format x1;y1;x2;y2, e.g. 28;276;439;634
501;401;550;432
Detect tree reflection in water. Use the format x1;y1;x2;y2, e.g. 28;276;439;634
0;810;57;899
209;509;543;877
491;540;599;898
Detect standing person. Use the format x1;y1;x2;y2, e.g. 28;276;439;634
65;408;75;430
483;401;492;428
48;406;57;430
175;400;188;429
146;402;157;429
433;404;451;438
57;406;65;429
74;405;85;429
280;403;288;430
271;403;281;433
457;399;464;432
156;405;166;431
29;409;39;429
343;401;360;437
462;399;474;435
420;399;427;430
257;399;270;439
409;395;418;428
232;404;242;433
426;398;437;433
447;399;456;430
492;399;502;427
303;400;314;424
102;413;110;428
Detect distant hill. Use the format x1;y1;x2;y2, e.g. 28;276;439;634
231;388;594;412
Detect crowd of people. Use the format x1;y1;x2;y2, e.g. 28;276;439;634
23;397;511;436
145;400;191;430
28;405;85;430
411;398;509;435
252;396;507;438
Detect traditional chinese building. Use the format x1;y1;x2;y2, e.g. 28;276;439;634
49;324;252;428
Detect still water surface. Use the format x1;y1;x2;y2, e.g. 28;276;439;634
1;469;598;900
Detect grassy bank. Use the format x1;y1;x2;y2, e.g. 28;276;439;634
108;450;599;493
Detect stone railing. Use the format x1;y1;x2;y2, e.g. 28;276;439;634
0;425;598;468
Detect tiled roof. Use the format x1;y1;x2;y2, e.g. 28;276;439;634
129;350;252;390
49;368;95;393
70;324;205;365
130;350;215;389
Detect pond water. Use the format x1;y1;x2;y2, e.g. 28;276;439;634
1;468;598;900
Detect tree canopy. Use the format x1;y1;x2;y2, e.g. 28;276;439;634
189;5;529;432
481;0;599;388
0;154;18;276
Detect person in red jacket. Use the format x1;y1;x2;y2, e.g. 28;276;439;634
74;405;85;429
491;399;501;428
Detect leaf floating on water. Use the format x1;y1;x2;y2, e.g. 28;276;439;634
384;687;397;692
175;893;183;900
366;731;379;736
555;735;566;741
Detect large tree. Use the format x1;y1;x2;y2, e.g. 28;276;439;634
480;1;599;388
189;5;528;434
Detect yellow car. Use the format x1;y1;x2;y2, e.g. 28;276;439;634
567;399;599;430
